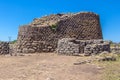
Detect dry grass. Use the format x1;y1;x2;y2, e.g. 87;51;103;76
94;53;120;80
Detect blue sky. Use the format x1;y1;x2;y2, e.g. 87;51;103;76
0;0;120;42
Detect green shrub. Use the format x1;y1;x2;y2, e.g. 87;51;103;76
10;40;17;44
50;23;57;30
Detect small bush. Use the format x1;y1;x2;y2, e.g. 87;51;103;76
50;23;57;30
10;40;17;44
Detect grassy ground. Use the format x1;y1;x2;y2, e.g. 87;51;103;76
95;54;120;80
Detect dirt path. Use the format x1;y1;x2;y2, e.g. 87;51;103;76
0;53;102;80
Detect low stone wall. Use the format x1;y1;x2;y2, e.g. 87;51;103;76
84;42;110;56
110;46;120;54
0;42;9;55
0;39;110;56
57;38;80;55
9;43;19;56
57;38;110;56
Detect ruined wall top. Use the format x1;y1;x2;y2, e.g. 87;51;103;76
29;12;99;27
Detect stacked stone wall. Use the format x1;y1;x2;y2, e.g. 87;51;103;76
57;38;110;56
17;26;58;53
16;12;103;53
56;12;102;39
57;38;80;55
0;42;9;55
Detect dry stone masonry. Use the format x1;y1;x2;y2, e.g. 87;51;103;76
57;38;110;56
16;12;103;53
0;12;111;56
0;42;9;55
111;45;120;54
57;38;80;56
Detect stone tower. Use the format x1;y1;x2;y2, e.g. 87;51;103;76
16;12;103;53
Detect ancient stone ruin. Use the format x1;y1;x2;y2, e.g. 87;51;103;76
16;12;103;54
0;12;110;55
